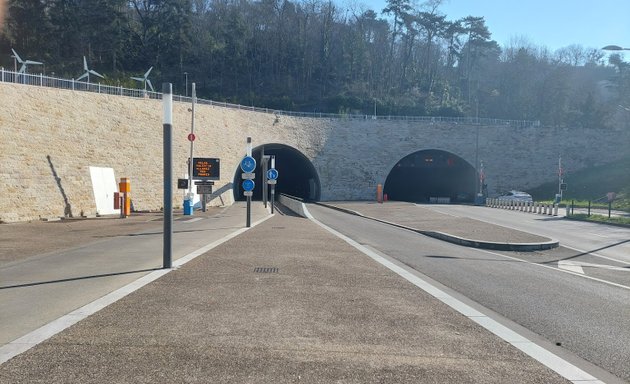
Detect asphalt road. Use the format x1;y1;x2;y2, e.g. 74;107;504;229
306;203;630;383
423;204;630;264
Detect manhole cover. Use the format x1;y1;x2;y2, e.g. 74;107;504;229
254;267;279;273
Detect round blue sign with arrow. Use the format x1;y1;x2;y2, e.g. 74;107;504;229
267;168;279;181
240;156;256;173
242;179;255;192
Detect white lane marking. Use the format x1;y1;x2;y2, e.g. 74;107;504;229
415;204;461;218
303;203;604;384
560;244;630;266
182;217;204;224
0;214;274;365
589;233;614;239
558;261;585;274
559;260;630;273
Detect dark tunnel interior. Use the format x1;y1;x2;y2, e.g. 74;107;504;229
384;149;477;203
233;144;321;201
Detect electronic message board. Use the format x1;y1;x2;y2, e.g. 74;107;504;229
192;158;220;180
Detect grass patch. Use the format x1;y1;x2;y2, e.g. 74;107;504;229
567;214;630;227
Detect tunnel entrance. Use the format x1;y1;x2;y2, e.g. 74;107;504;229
232;144;321;201
384;149;476;203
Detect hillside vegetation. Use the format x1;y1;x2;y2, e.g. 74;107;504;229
1;0;629;128
528;156;630;211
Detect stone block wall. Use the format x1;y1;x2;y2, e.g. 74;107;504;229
1;82;628;222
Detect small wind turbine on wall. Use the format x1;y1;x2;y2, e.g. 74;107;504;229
11;49;43;74
131;67;154;91
77;56;104;83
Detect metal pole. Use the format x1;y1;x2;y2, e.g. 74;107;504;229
609;201;612;219
184;72;188;97
271;156;275;214
246;137;252;227
262;146;267;208
247;195;251;227
186;83;196;215
558;155;563;200
162;83;173;269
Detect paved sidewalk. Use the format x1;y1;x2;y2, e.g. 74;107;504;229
0;210;569;383
321;201;559;251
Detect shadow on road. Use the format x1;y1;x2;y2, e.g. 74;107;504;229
0;268;161;290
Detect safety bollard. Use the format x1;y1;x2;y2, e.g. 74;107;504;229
553;205;558;216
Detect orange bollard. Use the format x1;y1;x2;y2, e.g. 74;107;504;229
119;178;131;217
376;184;383;203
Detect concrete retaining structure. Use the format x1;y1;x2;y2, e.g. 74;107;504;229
2;82;629;222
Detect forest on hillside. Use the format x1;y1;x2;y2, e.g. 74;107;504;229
1;0;629;127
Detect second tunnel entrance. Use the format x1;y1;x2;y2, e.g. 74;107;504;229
384;149;477;203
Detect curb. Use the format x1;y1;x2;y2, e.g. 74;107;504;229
315;202;559;252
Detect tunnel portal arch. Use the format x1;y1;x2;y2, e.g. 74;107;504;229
384;149;477;203
232;143;321;201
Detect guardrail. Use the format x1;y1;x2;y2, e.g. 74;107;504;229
486;198;559;216
1;67;541;127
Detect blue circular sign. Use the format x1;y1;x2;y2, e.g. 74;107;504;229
240;156;256;173
242;179;255;192
267;168;279;180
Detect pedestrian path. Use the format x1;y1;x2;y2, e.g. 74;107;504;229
0;209;570;383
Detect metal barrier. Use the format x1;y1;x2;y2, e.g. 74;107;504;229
0;67;541;127
486;198;558;216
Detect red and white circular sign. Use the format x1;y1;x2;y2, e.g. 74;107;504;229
187;133;196;142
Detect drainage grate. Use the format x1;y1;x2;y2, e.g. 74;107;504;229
254;267;279;273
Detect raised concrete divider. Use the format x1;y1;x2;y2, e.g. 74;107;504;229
277;194;308;217
300;199;558;252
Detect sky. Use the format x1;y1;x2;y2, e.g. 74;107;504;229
349;0;630;53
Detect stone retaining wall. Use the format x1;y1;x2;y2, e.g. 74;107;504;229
1;82;628;222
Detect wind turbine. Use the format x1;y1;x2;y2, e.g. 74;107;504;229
77;56;104;83
130;66;154;91
11;49;43;74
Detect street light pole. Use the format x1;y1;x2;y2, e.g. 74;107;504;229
184;72;188;97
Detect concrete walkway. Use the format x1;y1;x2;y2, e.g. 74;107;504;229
0;207;569;383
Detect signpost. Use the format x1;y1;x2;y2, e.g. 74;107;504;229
267;156;278;213
242;137;255;227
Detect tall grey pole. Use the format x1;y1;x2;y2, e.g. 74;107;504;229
262;147;268;209
270;156;275;214
246;137;252;227
187;83;196;214
163;83;173;269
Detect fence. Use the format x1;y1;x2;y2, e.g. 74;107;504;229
0;68;540;127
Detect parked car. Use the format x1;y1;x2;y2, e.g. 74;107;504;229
497;190;533;202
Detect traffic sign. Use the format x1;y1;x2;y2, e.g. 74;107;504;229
188;133;196;142
197;185;212;194
192;157;220;180
267;168;279;181
240;156;256;173
242;179;255;192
